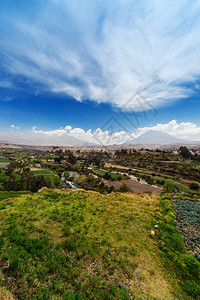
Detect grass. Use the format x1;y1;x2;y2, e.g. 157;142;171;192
162;161;200;166
105;164;130;170
129;168;200;196
0;189;198;299
0;158;10;162
29;169;56;176
37;174;60;186
153;176;200;194
0;191;30;201
29;169;55;175
0;162;10;169
93;169;126;179
0;171;8;180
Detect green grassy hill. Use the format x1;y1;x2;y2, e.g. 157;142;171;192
0;189;199;299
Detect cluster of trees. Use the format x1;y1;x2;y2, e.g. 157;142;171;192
0;168;53;193
179;146;200;162
53;149;110;168
77;174;114;194
189;182;199;190
79;150;110;168
103;172;125;181
179;146;193;159
54;149;77;165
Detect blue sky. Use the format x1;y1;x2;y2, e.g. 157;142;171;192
1;0;200;145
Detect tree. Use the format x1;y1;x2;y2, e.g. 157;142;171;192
189;182;199;190
67;152;77;164
104;172;112;180
119;183;130;192
54;157;61;164
179;146;192;159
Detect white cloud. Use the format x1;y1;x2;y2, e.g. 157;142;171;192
0;81;13;88
2;120;200;145
30;126;136;145
1;0;200;110
137;120;200;141
11;124;19;130
0;125;135;146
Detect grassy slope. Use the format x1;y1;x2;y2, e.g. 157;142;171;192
0;189;199;299
0;191;30;201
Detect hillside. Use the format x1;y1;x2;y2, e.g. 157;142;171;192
0;189;199;299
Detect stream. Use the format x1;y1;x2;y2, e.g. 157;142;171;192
61;172;79;189
112;171;160;188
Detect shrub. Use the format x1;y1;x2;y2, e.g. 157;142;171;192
189;182;199;190
162;183;179;193
104;172;112;180
119;183;130;193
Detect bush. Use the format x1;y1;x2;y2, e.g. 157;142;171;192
189;182;199;190
162;183;179;193
119;183;130;193
104;172;112;180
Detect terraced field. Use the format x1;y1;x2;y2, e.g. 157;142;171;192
93;169;126;179
0;158;10;168
163;161;200;167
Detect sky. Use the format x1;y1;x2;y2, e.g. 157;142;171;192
1;0;200;145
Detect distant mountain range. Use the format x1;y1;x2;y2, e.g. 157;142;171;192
0;135;96;148
0;130;199;150
128;130;190;145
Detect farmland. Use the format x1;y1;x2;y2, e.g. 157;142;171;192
163;161;200;167
93;168;127;179
0;158;10;169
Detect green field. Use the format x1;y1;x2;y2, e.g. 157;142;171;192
0;162;10;169
0;190;199;299
0;191;30;201
0;158;10;162
152;176;200;194
29;169;58;185
93;169;126;179
29;169;55;175
163;161;200;167
28;169;59;185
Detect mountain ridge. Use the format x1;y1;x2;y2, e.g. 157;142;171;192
128;130;190;145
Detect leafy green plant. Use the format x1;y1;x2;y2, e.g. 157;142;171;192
156;195;200;298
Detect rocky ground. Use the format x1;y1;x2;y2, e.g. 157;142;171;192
104;179;161;193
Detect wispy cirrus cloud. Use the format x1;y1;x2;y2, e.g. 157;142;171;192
1;0;200;109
